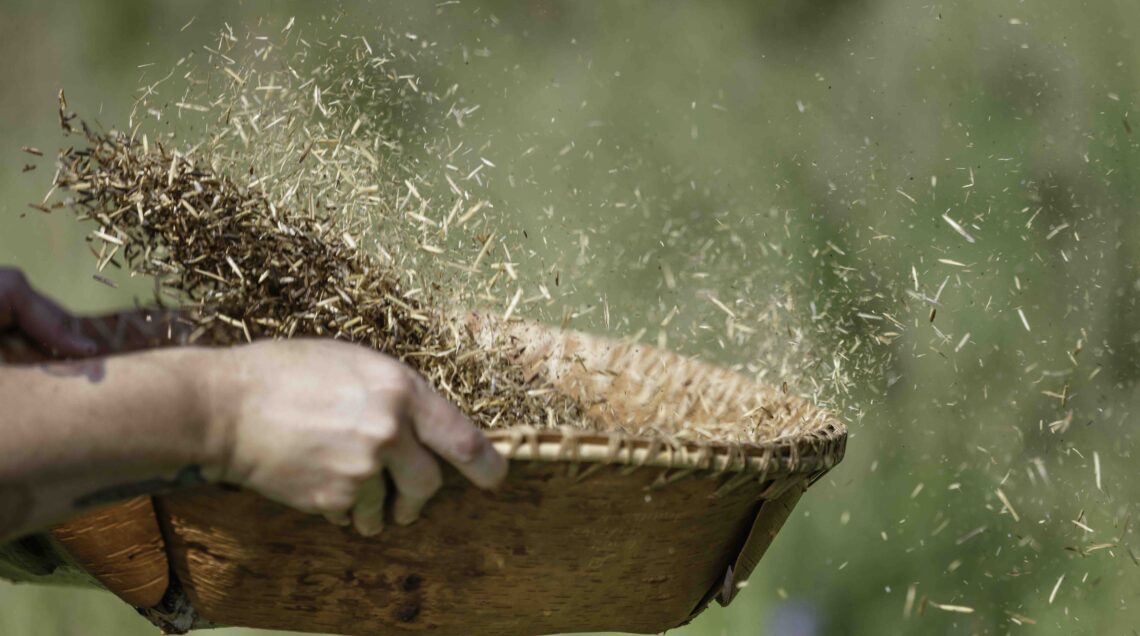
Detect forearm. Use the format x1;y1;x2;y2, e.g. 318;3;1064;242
0;347;223;540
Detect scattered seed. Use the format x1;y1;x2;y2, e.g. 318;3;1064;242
942;213;976;243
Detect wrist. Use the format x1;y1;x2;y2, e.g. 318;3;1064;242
180;346;242;479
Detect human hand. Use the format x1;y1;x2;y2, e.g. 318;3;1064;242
199;339;508;536
0;267;97;357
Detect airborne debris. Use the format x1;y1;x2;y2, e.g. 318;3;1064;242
47;23;811;449
928;601;975;614
1048;575;1064;604
941;213;976;243
995;488;1020;522
1017;308;1031;332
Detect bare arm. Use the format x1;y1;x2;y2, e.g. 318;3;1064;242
0;348;215;539
0;268;508;542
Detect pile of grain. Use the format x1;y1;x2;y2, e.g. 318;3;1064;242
41;21;810;446
50;110;809;446
53;110;591;434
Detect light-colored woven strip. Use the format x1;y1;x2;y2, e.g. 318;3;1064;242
486;425;844;476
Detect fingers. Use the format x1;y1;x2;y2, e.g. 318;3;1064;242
0;270;96;357
351;475;387;536
18;293;97;356
406;375;508;490
382;428;444;526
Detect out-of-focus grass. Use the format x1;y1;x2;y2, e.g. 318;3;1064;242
3;1;1139;635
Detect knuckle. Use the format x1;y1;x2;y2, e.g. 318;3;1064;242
375;376;423;414
339;457;377;481
311;485;355;513
376;435;400;452
365;419;401;450
372;370;419;409
452;429;486;463
392;370;421;399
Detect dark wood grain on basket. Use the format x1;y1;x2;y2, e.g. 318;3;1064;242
158;464;778;636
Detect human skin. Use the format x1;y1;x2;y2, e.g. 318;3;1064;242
0;267;508;541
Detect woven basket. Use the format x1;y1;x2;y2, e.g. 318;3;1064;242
0;309;845;635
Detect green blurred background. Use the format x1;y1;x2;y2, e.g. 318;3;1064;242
2;1;1138;634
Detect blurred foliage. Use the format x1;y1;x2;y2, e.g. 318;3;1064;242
2;1;1138;634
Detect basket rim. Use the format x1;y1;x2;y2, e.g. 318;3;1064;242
485;418;847;476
